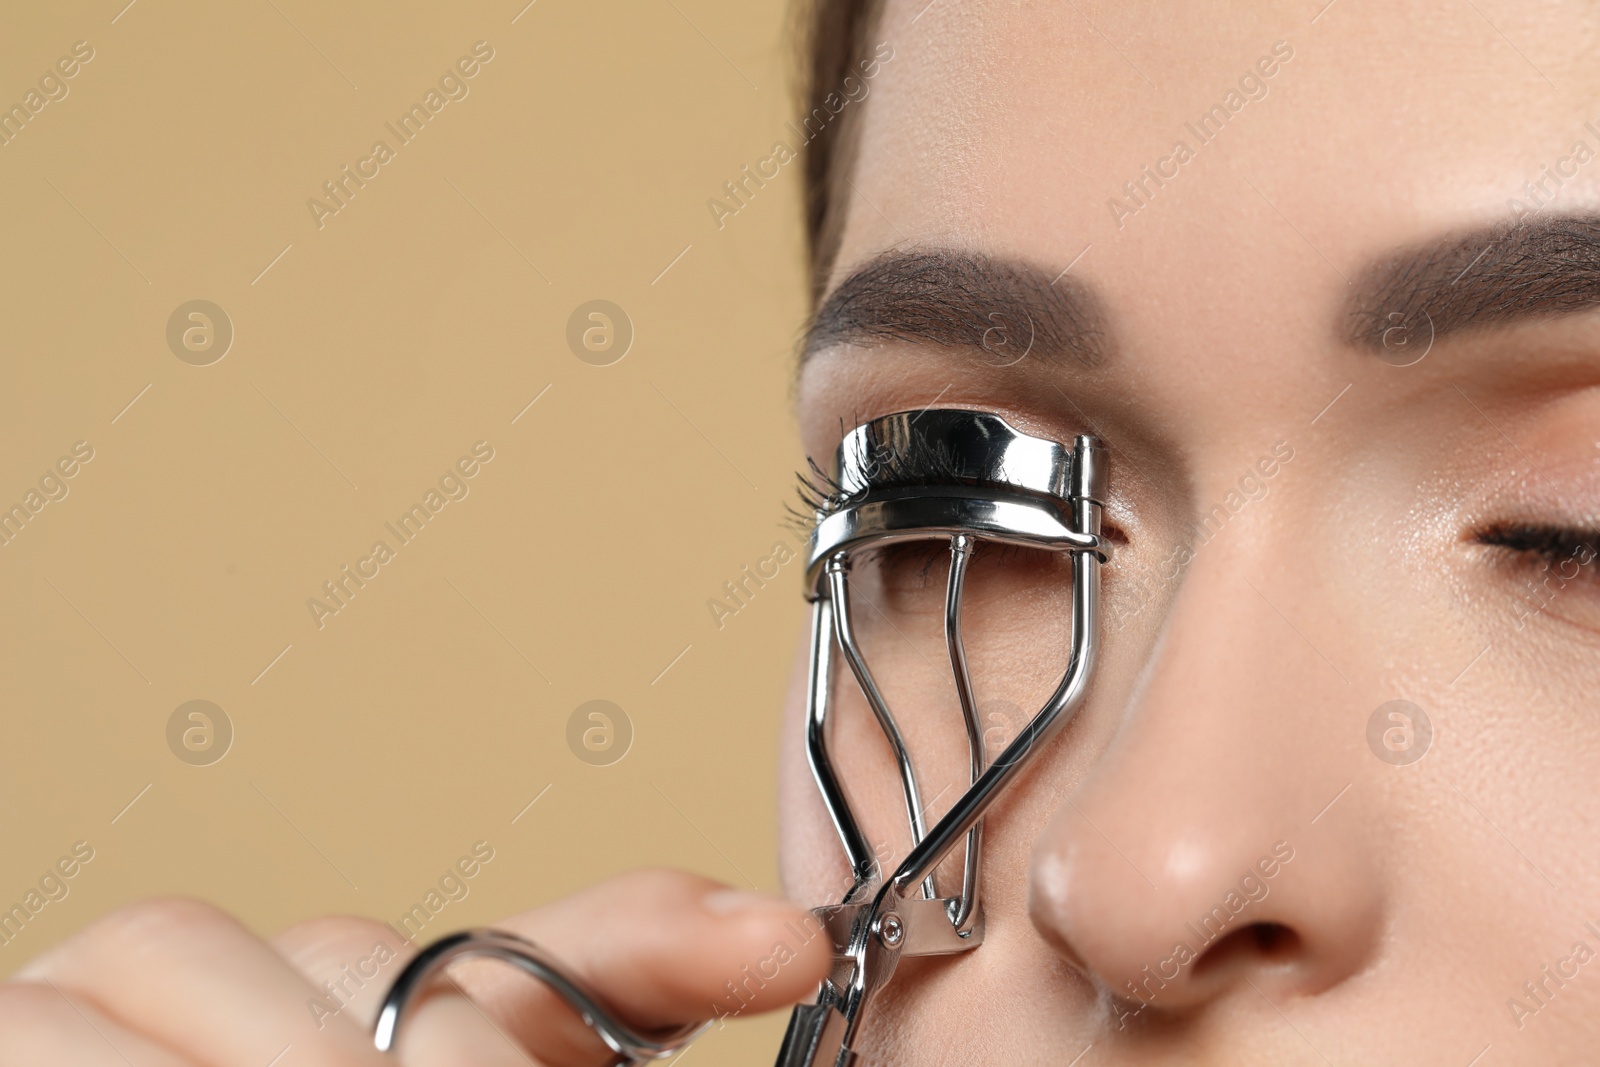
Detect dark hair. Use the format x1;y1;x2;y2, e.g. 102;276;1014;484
799;0;884;303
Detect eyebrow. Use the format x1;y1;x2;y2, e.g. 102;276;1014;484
1344;214;1600;350
803;249;1112;367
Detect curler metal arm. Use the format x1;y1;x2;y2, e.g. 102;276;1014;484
369;411;1109;1067
778;425;1108;1067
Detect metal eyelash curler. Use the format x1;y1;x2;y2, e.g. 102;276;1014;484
773;408;1110;1067
373;929;706;1062
372;408;1108;1067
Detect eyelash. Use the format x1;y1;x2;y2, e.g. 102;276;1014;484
785;459;841;539
1474;523;1600;570
786;458;1103;586
787;426;997;528
795;456;1600;611
787;452;1131;548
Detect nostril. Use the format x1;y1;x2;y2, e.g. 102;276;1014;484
1251;921;1301;959
1189;922;1303;980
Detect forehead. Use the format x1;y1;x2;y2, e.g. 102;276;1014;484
831;0;1600;295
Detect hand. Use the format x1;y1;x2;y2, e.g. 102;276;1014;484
0;868;832;1065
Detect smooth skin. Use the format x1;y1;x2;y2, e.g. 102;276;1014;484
779;1;1600;1064
0;871;829;1065
9;2;1600;1065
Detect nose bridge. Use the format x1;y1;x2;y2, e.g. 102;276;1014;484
1115;523;1344;828
1028;509;1382;1010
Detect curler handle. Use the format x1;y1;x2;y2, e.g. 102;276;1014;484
373;928;704;1063
776;1000;858;1067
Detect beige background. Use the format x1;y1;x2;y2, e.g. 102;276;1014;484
0;1;811;1062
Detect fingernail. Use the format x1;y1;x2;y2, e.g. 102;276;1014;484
13;949;58;981
702;888;793;916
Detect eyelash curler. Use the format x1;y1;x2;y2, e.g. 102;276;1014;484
774;408;1109;1067
372;408;1108;1067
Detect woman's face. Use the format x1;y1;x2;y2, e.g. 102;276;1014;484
780;1;1600;1062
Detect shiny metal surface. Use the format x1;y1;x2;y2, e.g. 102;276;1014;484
827;556;938;902
778;409;1109;1067
805;594;877;886
944;533;983;933
372;408;1109;1067
804;492;1105;588
834;409;1082;502
373;928;704;1062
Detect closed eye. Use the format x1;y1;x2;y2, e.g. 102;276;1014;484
1474;523;1600;569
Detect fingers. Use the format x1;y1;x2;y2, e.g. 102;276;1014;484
448;868;832;1065
16;897;386;1067
272;916;537;1067
0;872;830;1067
0;980;196;1067
276;869;832;1067
270;917;412;1034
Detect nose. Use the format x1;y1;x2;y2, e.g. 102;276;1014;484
1027;527;1384;1019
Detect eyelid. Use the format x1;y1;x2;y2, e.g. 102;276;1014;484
1472;522;1600;564
1472;522;1600;637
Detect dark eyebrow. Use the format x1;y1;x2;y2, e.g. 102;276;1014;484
1344;214;1600;350
803;249;1112;367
